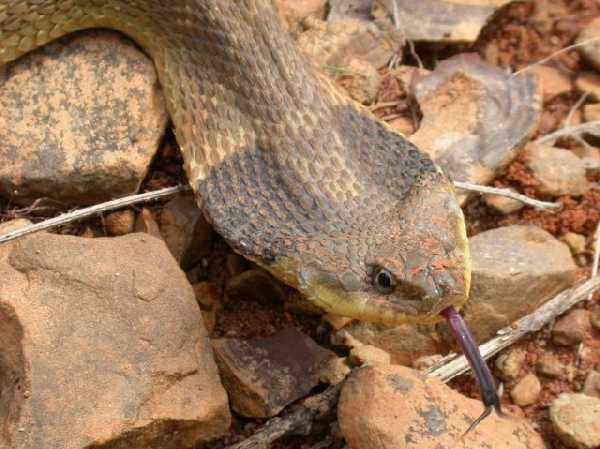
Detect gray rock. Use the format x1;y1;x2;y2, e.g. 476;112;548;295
409;54;540;204
160;195;213;270
524;144;589;198
297;18;404;69
462;225;577;342
211;328;333;418
550;393;600;449
0;31;168;206
0;232;230;449
552;309;590;346
338;365;545;449
576;17;600;72
380;0;511;43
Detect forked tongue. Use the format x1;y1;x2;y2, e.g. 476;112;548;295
441;306;502;436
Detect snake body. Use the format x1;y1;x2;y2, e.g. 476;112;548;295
0;0;471;324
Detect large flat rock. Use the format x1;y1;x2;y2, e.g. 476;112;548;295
0;230;229;448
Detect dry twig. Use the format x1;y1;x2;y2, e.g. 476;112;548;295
453;181;562;211
534;120;600;146
0;185;190;244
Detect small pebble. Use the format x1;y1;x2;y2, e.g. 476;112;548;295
495;349;525;382
348;345;391;367
590;306;600;331
553;309;590;346
583;371;600;400
559;232;586;255
574;72;600;102
536;353;565;378
104;210;136;236
510;373;541;406
319;356;351;386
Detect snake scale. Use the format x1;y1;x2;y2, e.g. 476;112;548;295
0;2;470;328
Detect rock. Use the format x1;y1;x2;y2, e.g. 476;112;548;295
225;269;287;303
584;103;600;122
560;232;587;255
553;309;591;346
495;349;525;382
535;65;572;102
412;354;444;371
319;356;352;385
160;195;213;270
0;218;32;233
510;373;541;406
328;0;374;22
348;345;391;367
576;17;600;72
338;365;545;449
297;18;404;69
575;72;600;102
347;225;577;364
104;210;136;236
134;208;163;239
192;282;221;312
483;188;525;214
380;0;511;44
276;0;327;32
550;393;600;449
583;371;600;400
0;31;168;207
388;116;416;137
524;144;589;197
462;225;577;342
323;313;353;330
591;306;600;331
536;353;565;377
211;328;333;418
0;233;230;448
333;58;381;104
225;254;247;278
409;54;540;204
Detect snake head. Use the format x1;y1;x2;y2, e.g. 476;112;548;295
289;174;471;325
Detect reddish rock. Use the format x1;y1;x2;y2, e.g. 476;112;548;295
550;393;600;449
104;210;136;236
0;230;229;449
338;365;545;449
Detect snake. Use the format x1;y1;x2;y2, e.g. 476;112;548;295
0;0;500;429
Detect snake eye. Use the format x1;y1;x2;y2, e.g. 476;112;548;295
373;267;397;294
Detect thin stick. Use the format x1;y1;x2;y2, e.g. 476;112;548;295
534;120;600;146
514;37;600;75
0;185;190;244
427;276;600;382
565;92;590;128
453;181;562;211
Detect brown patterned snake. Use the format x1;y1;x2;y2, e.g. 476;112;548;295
0;0;499;425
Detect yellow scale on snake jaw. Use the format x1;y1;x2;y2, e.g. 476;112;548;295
0;0;471;324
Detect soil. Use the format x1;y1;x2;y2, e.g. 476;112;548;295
1;1;600;448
